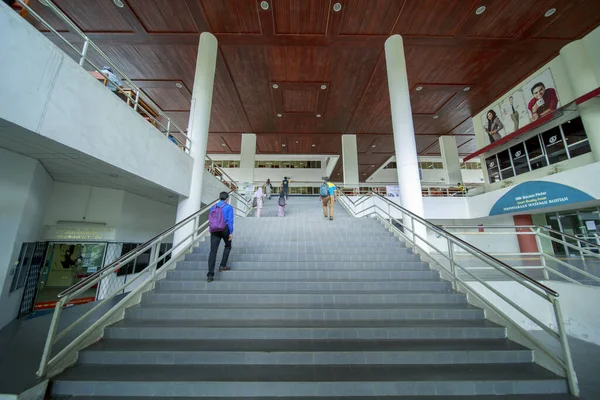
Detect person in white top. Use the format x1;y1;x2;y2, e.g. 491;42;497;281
252;187;265;217
99;66;124;93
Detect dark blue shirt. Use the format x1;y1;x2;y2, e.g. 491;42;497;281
212;201;234;234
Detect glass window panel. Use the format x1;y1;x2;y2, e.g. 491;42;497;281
510;143;530;176
497;150;512;170
562;117;587;144
542;127;568;164
568;140;591;158
486;156;500;183
525;135;543;159
529;156;548;171
500;167;514;179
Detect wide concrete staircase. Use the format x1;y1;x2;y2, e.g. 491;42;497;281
51;197;573;398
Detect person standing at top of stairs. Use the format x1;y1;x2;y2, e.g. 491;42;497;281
206;192;234;282
281;177;292;199
251;187;265;217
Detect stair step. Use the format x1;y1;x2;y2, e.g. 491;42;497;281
52;364;567;397
178;259;425;270
141;291;468;306
66;396;578;400
78;339;532;365
155;280;452;292
167;269;439;281
126;303;484;321
189;246;410;255
183;254;416;262
104;319;507;340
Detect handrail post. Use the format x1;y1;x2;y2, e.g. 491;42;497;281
551;297;580;397
78;38;89;67
150;242;160;279
534;228;550;280
37;300;65;378
410;217;416;252
192;215;199;243
166;120;171;136
133;90;140;112
448;237;457;289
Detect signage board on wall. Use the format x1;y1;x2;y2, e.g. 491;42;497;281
42;225;116;241
489;181;594;216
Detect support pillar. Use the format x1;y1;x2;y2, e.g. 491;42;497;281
560;39;600;162
239;134;257;186
173;32;218;249
439;136;463;186
384;35;424;220
342;135;359;188
513;214;539;254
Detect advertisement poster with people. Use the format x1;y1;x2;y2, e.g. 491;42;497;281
481;68;561;145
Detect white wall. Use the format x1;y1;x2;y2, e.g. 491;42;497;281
0;149;53;329
43;182;177;242
221;168;327;186
0;5;193;197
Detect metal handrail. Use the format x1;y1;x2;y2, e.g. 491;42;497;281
16;0;190;151
37;190;251;378
337;190;579;396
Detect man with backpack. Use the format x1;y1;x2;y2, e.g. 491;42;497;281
320;178;337;220
207;192;234;282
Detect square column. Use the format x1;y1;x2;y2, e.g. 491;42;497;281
342;134;359;188
239;133;257;186
439;136;463;185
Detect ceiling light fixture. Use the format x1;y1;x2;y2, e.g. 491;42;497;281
333;3;342;12
371;145;376;148
277;113;282;118
544;8;556;17
282;144;286;147
321;84;327;89
316;114;322;118
463;86;471;92
113;0;124;8
296;141;299;144
415;86;423;91
312;144;316;147
433;115;439;119
272;83;279;89
475;5;486;15
175;82;183;88
260;1;269;11
221;143;226;147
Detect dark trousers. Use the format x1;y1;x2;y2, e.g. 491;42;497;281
207;228;231;277
282;188;289;199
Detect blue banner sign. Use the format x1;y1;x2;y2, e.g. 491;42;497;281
489;181;594;216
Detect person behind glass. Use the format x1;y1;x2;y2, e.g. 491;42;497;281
207;192;234;283
265;178;273;200
484;110;503;143
99;66;124;94
252;187;264;217
528;82;559;121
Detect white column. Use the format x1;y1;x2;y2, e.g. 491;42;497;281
384;35;424;221
341;134;359;188
439;136;463;185
239;133;257;186
173;32;218;249
560;39;600;162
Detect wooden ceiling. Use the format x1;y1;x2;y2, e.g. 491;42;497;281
30;0;600;181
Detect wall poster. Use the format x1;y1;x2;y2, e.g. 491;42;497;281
481;68;561;146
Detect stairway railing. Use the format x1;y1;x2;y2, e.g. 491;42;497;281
337;191;580;397
36;190;251;379
441;225;600;286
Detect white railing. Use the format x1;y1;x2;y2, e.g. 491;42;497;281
441;225;600;286
16;0;191;152
337;191;579;397
37;190;251;379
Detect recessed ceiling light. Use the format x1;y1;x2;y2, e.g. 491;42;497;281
312;144;316;147
272;83;279;89
544;8;556;17
277;113;282;118
260;1;269;11
113;0;124;8
371;164;375;167
316;114;322;118
175;82;183;88
362;173;367;175
416;86;423;91
321;84;327;89
296;141;299;144
333;3;342;12
371;145;376;148
463;86;471;92
282;144;286;147
433;115;439;119
475;5;486;15
221;143;226;147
